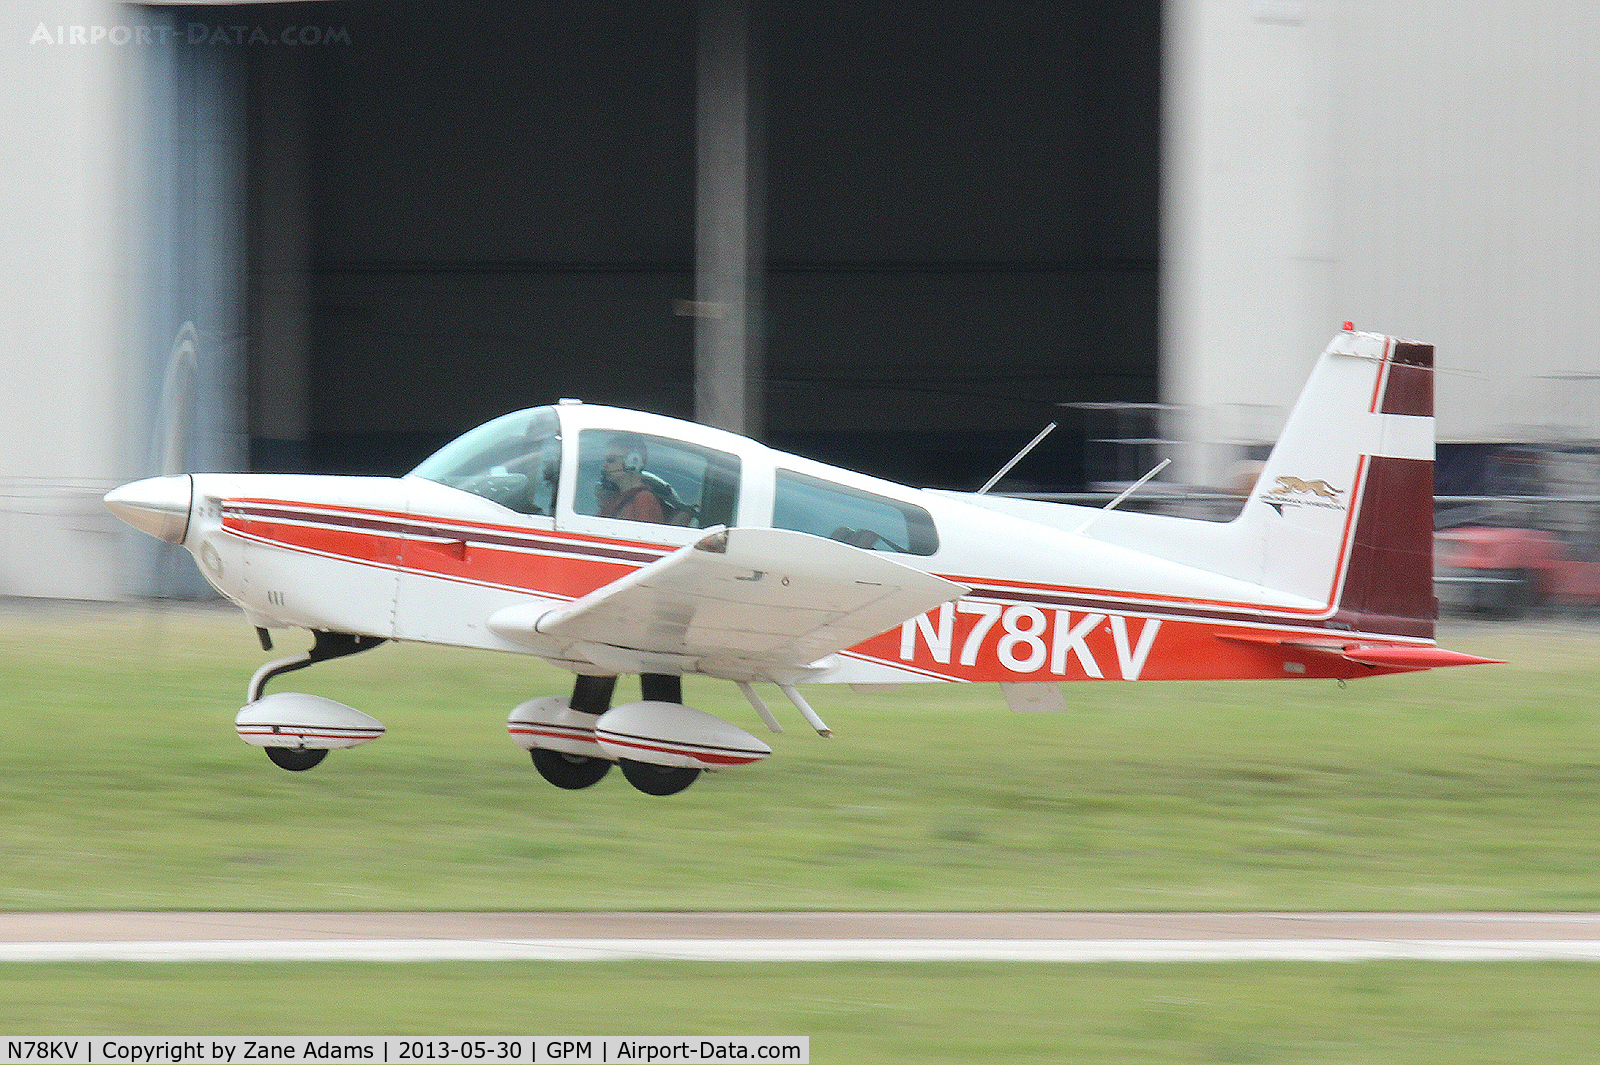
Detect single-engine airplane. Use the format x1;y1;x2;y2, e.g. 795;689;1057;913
105;329;1498;795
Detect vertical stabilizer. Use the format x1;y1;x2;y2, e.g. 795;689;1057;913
1240;331;1436;637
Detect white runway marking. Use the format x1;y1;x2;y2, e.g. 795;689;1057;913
8;938;1600;963
9;915;1600;963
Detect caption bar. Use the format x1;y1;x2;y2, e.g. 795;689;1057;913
1;1040;807;1065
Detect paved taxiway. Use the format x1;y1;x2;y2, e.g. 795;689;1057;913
6;912;1600;962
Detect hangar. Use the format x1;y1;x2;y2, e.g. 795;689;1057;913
235;0;1160;488
5;0;1600;598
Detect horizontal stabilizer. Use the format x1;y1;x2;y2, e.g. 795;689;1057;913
1337;645;1505;669
1216;632;1502;670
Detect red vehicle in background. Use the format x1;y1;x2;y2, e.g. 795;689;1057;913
1434;446;1600;617
1435;526;1600;617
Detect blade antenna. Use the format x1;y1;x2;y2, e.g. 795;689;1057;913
1072;458;1172;535
977;422;1057;495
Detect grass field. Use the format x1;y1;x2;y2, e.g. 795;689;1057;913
5;605;1600;1053
6;959;1600;1061
1;603;1595;912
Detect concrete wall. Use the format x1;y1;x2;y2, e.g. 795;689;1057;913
0;0;130;598
1163;0;1600;483
1328;0;1600;444
1;3;249;599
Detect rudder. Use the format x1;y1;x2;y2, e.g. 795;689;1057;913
1241;332;1437;638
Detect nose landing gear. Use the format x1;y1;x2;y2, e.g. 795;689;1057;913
237;630;388;771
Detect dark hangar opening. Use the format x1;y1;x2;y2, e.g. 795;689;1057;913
242;0;1160;492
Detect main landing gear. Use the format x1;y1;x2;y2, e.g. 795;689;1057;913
512;674;623;790
507;672;774;797
617;758;703;797
264;746;328;772
530;747;614;790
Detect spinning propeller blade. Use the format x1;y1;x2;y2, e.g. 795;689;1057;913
156;322;198;478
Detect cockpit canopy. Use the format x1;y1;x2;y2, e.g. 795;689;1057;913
411;404;938;555
410;406;562;516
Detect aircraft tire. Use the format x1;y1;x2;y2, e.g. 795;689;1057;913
264;746;327;772
618;758;701;796
530;748;613;790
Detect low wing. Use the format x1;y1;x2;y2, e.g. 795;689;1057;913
489;527;967;682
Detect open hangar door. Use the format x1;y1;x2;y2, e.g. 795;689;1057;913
243;0;698;475
241;0;1159;492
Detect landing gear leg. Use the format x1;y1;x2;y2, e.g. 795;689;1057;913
248;630;388;703
248;631;386;771
569;673;617;715
620;673;702;793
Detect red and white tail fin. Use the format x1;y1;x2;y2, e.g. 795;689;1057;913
1241;330;1437;638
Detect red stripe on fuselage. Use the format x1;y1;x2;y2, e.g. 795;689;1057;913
945;456;1371;627
222;482;1429;684
221;500;666;600
845;609;1428;684
229;495;1367;631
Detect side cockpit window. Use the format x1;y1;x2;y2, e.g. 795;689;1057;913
574;430;741;530
773;469;939;555
410;407;562;516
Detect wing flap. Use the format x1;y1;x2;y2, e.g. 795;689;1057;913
490;527;967;679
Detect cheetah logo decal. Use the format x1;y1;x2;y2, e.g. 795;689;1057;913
1260;476;1346;515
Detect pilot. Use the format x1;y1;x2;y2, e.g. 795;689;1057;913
597;433;668;524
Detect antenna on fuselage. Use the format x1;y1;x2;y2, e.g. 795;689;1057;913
977;422;1058;495
1072;458;1172;535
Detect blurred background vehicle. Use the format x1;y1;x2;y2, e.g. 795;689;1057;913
1435;446;1600;618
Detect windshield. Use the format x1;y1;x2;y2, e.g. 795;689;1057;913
410;407;561;515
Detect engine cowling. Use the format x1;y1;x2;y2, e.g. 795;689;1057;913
593;701;771;770
235;692;385;750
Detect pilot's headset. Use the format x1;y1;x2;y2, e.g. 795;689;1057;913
599;436;648;492
612;434;648;474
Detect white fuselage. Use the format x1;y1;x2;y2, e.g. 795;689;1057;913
175;401;1367;689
